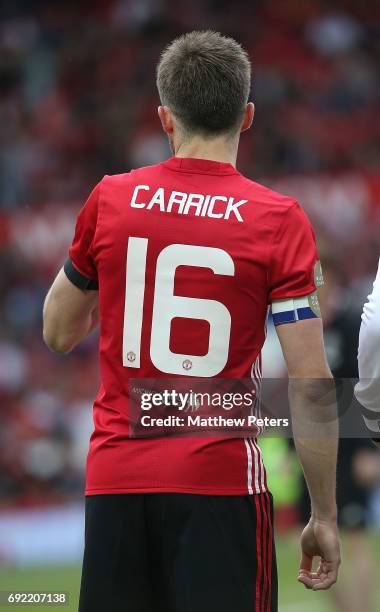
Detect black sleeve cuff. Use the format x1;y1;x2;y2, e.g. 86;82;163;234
64;258;99;290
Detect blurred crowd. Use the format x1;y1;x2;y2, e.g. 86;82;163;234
0;0;379;508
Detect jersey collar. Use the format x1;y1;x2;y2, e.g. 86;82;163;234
162;156;239;176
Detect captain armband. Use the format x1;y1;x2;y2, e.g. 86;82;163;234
271;292;321;326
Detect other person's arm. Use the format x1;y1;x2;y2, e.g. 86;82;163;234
355;258;380;448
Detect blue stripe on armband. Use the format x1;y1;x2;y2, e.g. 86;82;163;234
296;307;318;321
272;305;318;326
272;311;297;325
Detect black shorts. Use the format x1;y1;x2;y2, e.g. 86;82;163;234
79;492;277;612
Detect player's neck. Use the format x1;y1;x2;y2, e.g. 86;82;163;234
174;135;238;167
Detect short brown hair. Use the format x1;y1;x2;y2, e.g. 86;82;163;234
156;31;251;136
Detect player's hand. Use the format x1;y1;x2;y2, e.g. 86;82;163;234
298;517;341;591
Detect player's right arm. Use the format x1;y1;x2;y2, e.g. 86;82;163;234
276;318;340;591
43;182;101;354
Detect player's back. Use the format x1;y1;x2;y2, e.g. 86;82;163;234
68;156;318;496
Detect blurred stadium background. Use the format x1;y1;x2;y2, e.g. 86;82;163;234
0;0;379;610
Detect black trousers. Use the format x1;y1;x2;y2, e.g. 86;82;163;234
79;493;278;612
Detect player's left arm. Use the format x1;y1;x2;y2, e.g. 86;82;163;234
43;268;98;354
268;201;340;589
43;182;101;354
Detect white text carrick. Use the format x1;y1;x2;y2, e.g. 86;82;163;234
130;185;248;222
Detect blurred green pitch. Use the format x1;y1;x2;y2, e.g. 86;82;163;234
0;533;379;611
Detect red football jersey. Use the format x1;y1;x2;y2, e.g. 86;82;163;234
67;156;319;495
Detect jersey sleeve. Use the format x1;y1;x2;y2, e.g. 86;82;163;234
65;182;101;290
355;257;380;419
268;202;320;303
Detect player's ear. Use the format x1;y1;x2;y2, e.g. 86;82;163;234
240;102;255;133
158;106;174;134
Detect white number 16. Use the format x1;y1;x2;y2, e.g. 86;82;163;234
122;237;234;377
